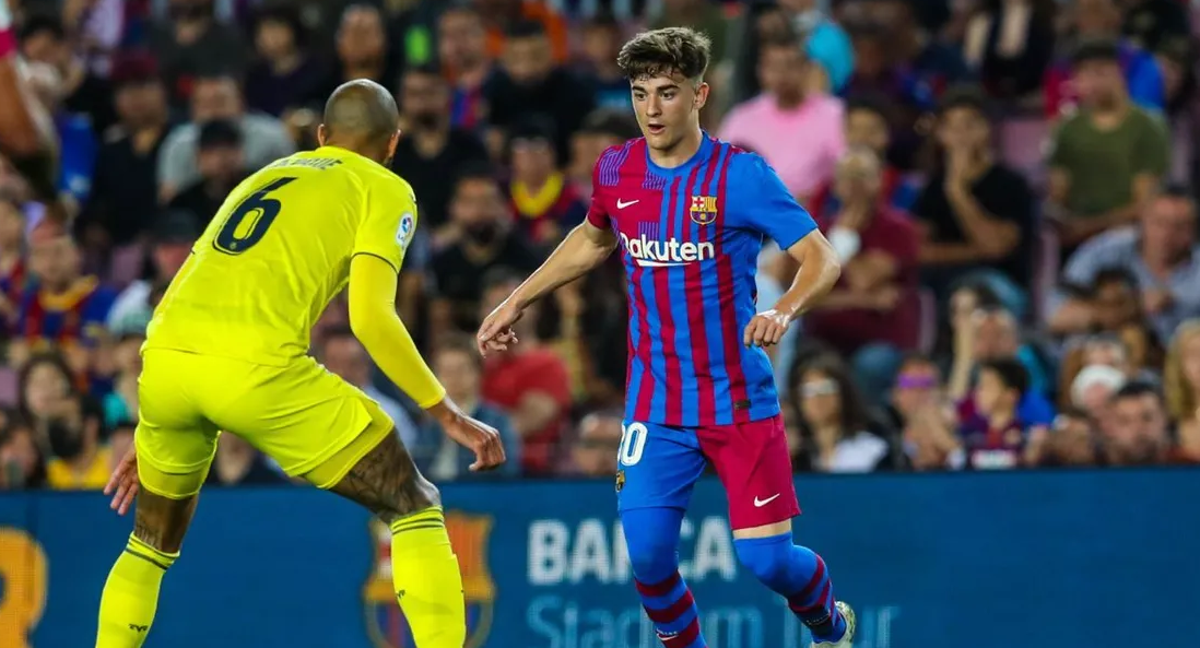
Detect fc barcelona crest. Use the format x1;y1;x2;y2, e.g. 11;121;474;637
365;512;496;648
689;195;718;225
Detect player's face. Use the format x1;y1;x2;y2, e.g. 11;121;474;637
434;349;479;401
630;73;707;152
845;109;889;155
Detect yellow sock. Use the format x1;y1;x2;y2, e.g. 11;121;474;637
95;535;177;648
390;507;466;648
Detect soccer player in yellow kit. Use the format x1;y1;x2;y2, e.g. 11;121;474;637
94;80;505;648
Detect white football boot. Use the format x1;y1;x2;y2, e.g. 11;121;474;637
810;601;856;648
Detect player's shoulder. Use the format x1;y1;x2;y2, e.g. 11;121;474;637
715;139;771;180
590;138;646;192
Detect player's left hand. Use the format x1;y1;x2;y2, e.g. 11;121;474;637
105;446;139;516
744;309;791;348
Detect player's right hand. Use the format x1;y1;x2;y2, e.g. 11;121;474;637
105;446;139;516
432;400;507;471
477;301;523;357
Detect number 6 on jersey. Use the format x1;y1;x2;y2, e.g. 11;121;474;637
214;177;297;255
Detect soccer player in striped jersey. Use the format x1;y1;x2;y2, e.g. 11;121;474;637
478;27;855;648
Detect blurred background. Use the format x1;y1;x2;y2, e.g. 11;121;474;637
0;0;1199;646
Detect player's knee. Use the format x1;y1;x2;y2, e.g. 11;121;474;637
623;528;679;583
733;535;798;590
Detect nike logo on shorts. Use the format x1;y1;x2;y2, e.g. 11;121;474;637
754;493;781;507
617;199;639;209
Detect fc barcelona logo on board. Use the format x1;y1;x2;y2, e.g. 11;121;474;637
365;512;496;648
689;195;718;225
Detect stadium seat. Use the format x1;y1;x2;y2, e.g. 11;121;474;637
918;287;937;354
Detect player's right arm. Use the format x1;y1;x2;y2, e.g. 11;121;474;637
348;177;504;470
477;160;618;355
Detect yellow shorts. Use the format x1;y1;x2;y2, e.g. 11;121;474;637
135;349;394;499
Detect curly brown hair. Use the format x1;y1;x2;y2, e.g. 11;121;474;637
616;27;711;82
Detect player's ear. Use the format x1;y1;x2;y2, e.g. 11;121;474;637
694;82;710;110
317;124;328;147
387;129;401;159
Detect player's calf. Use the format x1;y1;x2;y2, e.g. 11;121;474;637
733;534;851;645
623;508;709;648
329;431;464;648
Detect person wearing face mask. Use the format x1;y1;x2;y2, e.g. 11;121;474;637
44;392;111;490
391;65;488;247
428;163;539;343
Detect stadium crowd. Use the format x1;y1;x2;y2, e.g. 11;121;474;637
0;0;1198;490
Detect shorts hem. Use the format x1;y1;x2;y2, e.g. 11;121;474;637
307;419;393;490
134;434;217;475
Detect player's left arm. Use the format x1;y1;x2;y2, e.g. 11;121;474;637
738;154;842;348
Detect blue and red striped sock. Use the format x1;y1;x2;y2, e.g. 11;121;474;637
734;534;847;642
635;571;707;648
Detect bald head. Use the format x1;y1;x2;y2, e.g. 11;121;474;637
319;79;399;162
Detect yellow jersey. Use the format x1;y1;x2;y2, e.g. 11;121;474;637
145;146;418;365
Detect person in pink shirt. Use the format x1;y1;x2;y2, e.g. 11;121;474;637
719;36;845;202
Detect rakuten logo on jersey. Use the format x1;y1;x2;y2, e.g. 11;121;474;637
620;233;715;267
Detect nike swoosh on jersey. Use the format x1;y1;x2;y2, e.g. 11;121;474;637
753;493;781;507
617;199;639;209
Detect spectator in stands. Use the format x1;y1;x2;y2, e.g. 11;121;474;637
429;163;538;337
312;5;397;105
479;270;571;475
1102;381;1176;465
884;353;944;430
567;108;640;198
318;325;420;449
1052;188;1199;345
44;393;109;489
960;0;1056;102
578;12;630;111
506;118;586;250
149;0;247;107
567;409;622;477
78;55;170;252
805;148;919;394
1046;39;1169;248
1070;362;1127;419
720;35;844;203
1163;319;1200;460
0;417;45;489
1122;0;1190;52
167;119;248;226
913;86;1035;305
0;190;26;331
391;65;489;244
101;330;140;430
755;0;854;96
438;2;494;131
13;227;118;377
948;303;1055;426
1043;0;1164;118
243;4;321;118
957;357;1031;469
807;96;920;219
483;20;594;164
1036;407;1100;467
106;209;197;333
790;353;895;473
157;72;293;201
1053;267;1163;374
19;13;116;133
19;353;73;427
477;0;569;64
206;433;286;486
1059;333;1158;408
416;332;520;480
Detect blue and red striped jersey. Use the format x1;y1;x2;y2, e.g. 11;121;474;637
587;135;817;427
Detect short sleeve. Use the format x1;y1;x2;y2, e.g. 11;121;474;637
731;154;817;249
585;158;611;230
354;176;418;273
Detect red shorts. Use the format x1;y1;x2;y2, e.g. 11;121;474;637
616;413;800;530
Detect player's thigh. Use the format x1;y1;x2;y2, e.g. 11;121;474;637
136;351;222;500
325;429;440;523
698;414;800;531
616;420;707;514
209;356;394;489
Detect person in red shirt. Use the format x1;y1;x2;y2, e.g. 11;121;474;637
478;269;571;474
805;147;920;355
